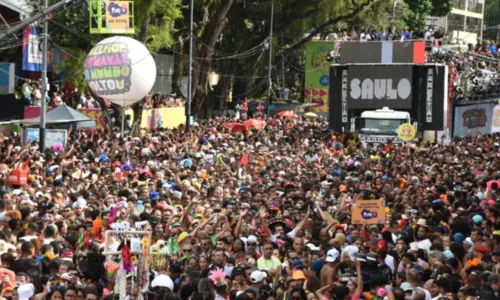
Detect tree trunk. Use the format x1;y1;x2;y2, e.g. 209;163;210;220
192;0;235;117
91;91;113;134
171;35;185;97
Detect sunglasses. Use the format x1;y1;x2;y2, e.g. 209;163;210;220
183;249;193;253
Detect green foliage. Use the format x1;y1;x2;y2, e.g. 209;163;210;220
430;0;457;17
483;0;500;40
24;0;182;93
404;0;455;28
136;0;183;52
404;0;433;28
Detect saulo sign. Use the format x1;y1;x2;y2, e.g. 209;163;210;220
347;65;413;109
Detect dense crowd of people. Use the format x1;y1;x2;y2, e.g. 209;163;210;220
0;111;498;300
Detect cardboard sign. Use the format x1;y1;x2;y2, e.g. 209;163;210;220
351;200;386;225
201;154;215;165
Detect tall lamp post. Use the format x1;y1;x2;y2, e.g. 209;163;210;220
186;0;194;132
266;0;274;117
40;0;49;150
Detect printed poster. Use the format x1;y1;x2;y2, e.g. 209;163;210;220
351;200;386;225
304;41;334;113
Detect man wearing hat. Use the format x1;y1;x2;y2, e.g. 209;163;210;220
320;248;339;287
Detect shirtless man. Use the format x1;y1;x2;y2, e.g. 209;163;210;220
321;248;339;287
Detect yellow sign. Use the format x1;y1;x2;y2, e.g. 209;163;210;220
397;123;416;142
351;200;386;225
105;1;131;32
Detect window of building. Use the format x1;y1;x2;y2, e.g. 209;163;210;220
466;16;482;33
457;0;467;10
448;14;465;32
467;0;484;14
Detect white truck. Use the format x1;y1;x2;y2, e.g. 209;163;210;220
351;107;416;145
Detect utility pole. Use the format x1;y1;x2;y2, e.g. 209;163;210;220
281;34;285;92
185;0;193;132
266;0;274;117
40;0;49;150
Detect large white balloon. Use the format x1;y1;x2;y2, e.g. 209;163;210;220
84;36;156;107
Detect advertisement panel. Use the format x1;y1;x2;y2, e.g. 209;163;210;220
24;128;67;149
453;103;495;137
105;1;132;32
347;65;413;109
140;107;185;129
304;41;334;112
89;0;134;34
0;63;15;94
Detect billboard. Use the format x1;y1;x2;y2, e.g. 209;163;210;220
90;0;135;34
347;65;413;109
453;103;495;137
304;41;334;112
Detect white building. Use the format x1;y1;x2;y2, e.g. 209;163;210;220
427;0;485;44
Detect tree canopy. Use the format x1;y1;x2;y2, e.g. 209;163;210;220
4;0;456;117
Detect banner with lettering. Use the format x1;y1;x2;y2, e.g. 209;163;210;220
304;41;334;113
453;103;495;137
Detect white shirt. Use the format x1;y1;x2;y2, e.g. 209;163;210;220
385;254;396;274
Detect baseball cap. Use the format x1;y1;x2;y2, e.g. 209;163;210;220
306;243;320;252
231;267;246;279
247;235;258;245
291;270;307;281
376;240;388;251
326;248;339;262
412;265;424;273
250;270;267;283
473;245;488;254
18;283;35;300
472;215;483;224
400;282;413;292
292;260;304;269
